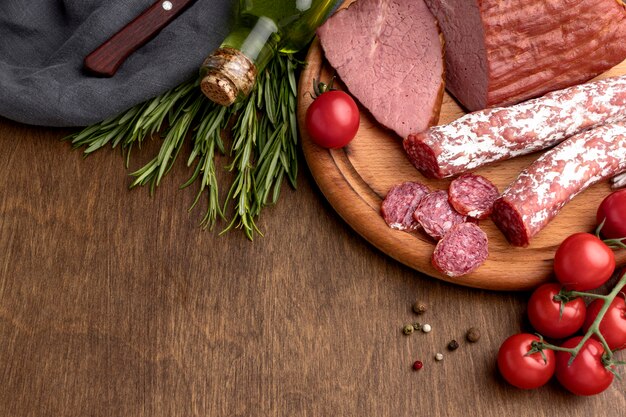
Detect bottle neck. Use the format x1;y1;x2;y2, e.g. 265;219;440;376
223;16;279;74
200;16;279;106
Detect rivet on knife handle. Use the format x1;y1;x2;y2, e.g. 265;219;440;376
84;0;196;77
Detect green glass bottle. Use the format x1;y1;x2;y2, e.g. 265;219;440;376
200;0;340;106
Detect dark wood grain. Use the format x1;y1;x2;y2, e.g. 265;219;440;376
0;117;625;416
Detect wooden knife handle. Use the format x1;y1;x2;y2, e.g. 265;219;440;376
84;0;196;77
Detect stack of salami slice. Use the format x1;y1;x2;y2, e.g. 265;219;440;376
382;174;499;277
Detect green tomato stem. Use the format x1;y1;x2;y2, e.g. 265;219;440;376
596;218;626;249
567;291;608;300
540;271;626;365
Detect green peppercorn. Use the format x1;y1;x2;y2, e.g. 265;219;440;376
403;324;415;335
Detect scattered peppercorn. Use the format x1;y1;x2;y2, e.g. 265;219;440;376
413;360;423;370
403;324;415;335
413;302;427;315
412;322;422;331
466;327;481;343
447;340;459;351
422;323;432;333
435;353;444;361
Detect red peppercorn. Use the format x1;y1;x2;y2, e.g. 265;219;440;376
412;360;423;371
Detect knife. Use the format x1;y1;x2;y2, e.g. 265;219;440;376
84;0;196;77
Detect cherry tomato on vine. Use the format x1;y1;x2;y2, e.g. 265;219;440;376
555;336;614;396
554;233;615;291
497;333;555;389
305;89;359;149
527;283;586;339
597;189;626;239
583;296;626;351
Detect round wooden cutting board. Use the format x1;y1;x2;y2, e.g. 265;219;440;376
297;37;626;291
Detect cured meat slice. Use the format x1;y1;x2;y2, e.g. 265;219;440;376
424;0;626;111
432;223;488;277
317;0;444;138
492;122;626;247
413;190;465;240
448;174;499;220
381;182;430;231
404;76;626;179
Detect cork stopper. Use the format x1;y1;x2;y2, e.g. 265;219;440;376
200;47;257;106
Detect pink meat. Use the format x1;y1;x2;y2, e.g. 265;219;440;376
492;122;626;247
424;0;626;111
317;0;444;138
448;174;499;220
381;182;430;231
413;190;466;240
432;223;488;277
404;76;626;179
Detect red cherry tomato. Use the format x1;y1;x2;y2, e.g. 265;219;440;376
305;90;359;149
527;283;586;339
555;336;614;396
597;190;626;239
497;333;555;389
583;296;626;351
554;233;615;291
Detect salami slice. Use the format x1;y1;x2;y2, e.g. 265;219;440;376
403;75;626;179
381;182;430;231
492;122;626;247
432;223;488;277
414;190;466;240
448;173;499;219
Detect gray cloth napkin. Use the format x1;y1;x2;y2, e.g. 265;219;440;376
0;0;232;127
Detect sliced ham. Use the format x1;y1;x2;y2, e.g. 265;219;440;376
424;0;626;111
317;0;444;138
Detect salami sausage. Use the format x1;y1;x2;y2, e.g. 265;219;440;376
413;190;466;240
612;172;626;190
432;223;488;277
448;173;499;220
403;75;626;179
491;122;626;247
381;182;430;231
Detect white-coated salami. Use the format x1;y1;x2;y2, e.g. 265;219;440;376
432;223;488;277
612;172;626;190
404;75;626;179
448;173;499;219
413;190;466;240
381;182;430;231
492;121;626;247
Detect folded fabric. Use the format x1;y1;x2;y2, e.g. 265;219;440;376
0;0;231;127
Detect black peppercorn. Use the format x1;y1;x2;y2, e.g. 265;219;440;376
447;340;459;351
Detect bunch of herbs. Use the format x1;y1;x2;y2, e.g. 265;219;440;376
68;53;301;239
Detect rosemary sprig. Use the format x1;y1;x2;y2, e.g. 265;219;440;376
66;53;302;238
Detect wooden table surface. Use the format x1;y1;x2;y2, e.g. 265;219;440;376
1;117;624;416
